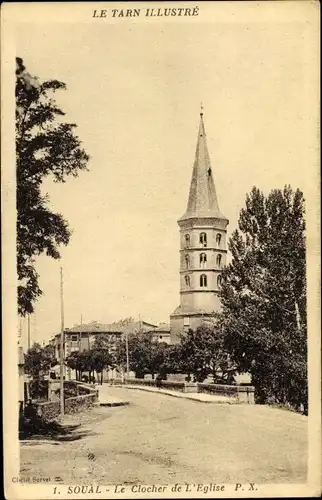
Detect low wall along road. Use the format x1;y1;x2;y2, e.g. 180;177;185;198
34;382;99;421
112;378;255;404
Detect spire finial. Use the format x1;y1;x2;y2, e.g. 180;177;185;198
200;102;204;116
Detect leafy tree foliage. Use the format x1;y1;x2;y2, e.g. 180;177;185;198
114;327;233;383
219;186;307;411
114;333;178;379
162;343;185;376
24;342;57;378
24;343;57;398
115;333;155;378
179;323;234;383
16;58;89;315
90;335;116;384
65;335;115;384
150;341;176;379
65;351;89;382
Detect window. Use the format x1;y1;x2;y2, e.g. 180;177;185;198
185;275;190;287
159;336;163;340
217;275;222;287
185;234;190;247
216;233;222;246
185;254;189;269
200;274;207;287
200;253;207;268
71;335;78;341
216;254;222;267
200;232;207;247
184;317;190;327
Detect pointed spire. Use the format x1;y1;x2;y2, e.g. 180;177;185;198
179;111;227;222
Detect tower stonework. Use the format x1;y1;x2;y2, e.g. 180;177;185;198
170;112;229;343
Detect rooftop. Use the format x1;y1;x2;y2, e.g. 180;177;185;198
179;112;228;223
53;319;159;338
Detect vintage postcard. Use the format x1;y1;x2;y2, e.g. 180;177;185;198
1;1;321;499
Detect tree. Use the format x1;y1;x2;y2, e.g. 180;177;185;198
115;333;156;379
219;186;307;411
179;323;232;383
16;58;89;315
65;336;115;384
150;341;173;379
90;335;115;384
65;351;85;382
24;342;57;378
24;343;57;398
162;343;185;376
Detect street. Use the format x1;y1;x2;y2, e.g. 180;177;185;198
20;387;307;484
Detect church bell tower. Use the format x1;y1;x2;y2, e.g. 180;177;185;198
170;110;229;343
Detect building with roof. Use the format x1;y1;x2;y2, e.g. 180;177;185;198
170;110;229;342
50;318;161;378
145;323;171;344
51;318;158;359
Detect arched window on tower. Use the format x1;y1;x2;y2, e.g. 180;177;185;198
216;254;222;268
185;234;190;248
200;232;207;247
200;253;207;268
185;275;190;287
200;274;207;287
216;233;222;246
185;255;190;269
217;275;222;288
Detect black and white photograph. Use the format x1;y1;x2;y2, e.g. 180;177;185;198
2;1;320;498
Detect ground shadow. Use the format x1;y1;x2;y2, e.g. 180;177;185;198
19;408;96;442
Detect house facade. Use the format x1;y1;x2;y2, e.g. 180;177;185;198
145;323;171;344
50;318;159;379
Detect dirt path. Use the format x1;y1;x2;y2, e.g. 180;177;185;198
20;387;307;484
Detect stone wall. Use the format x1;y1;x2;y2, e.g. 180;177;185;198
35;392;98;421
36;400;61;421
113;378;255;403
198;383;255;403
115;378;198;393
64;393;98;414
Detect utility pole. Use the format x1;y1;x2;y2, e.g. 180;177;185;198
59;266;65;416
125;331;129;380
78;313;82;356
27;314;31;350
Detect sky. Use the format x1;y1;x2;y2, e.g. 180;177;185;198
16;4;319;348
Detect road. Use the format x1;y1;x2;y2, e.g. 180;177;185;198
20;387;307;484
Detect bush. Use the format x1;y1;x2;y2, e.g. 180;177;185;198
29;379;48;400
